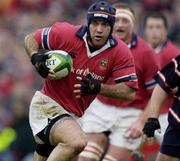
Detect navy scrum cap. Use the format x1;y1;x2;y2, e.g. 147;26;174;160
87;1;116;30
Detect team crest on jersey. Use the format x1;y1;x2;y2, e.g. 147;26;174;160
99;59;108;70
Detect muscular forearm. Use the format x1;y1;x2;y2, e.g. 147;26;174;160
99;83;135;100
136;84;169;125
148;84;168;118
24;32;39;57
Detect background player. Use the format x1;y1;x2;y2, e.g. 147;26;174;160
78;3;158;161
143;55;180;161
139;12;180;160
24;1;138;161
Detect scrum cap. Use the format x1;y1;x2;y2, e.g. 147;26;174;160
87;1;116;31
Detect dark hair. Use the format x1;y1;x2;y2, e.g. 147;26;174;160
112;2;135;17
144;12;168;29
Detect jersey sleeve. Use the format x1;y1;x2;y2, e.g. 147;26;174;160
35;22;76;50
154;55;180;94
112;44;138;90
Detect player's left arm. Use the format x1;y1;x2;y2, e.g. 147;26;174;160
74;73;136;100
99;82;135;100
74;44;138;100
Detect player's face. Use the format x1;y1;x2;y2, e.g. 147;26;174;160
114;15;133;42
88;20;111;49
144;18;167;48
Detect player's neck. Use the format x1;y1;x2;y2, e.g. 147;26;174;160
124;35;132;45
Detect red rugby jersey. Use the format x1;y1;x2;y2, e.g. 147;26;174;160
35;22;138;116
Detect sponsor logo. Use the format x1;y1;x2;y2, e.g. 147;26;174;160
72;67;105;81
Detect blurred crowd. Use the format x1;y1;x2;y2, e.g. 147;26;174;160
0;0;179;161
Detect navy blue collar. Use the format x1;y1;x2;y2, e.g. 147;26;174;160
76;25;117;47
127;33;138;49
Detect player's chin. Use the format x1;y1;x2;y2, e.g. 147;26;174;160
92;40;106;49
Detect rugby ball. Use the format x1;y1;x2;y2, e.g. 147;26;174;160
45;50;73;79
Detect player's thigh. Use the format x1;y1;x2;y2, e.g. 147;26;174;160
33;151;47;161
156;152;180;161
104;144;131;161
50;117;87;149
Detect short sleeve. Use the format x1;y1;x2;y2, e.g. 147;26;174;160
111;43;138;90
35;22;77;50
154;55;180;93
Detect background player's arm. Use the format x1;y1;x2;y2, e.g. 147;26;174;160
100;82;135;100
134;84;168;130
24;32;39;57
142;84;168;140
147;84;168;118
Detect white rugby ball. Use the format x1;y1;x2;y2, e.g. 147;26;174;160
45;50;73;79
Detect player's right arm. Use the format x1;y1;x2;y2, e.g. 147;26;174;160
142;84;167;143
24;32;55;79
24;32;39;57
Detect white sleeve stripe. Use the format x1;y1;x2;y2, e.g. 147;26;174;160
157;71;166;82
114;73;137;83
41;28;45;49
172;59;180;76
145;79;156;85
42;27;52;50
169;108;180;123
146;84;156;89
145;79;157;89
114;73;137;80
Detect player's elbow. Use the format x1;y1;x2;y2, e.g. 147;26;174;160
24;32;38;57
24;33;34;44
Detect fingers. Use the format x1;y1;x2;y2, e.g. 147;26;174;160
87;73;92;79
48;54;52;58
157;129;161;134
74;77;82;98
76;76;82;81
43;54;50;60
47;74;56;80
124;128;142;139
74;76;90;98
49;69;55;74
46;70;56;80
73;86;81;98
